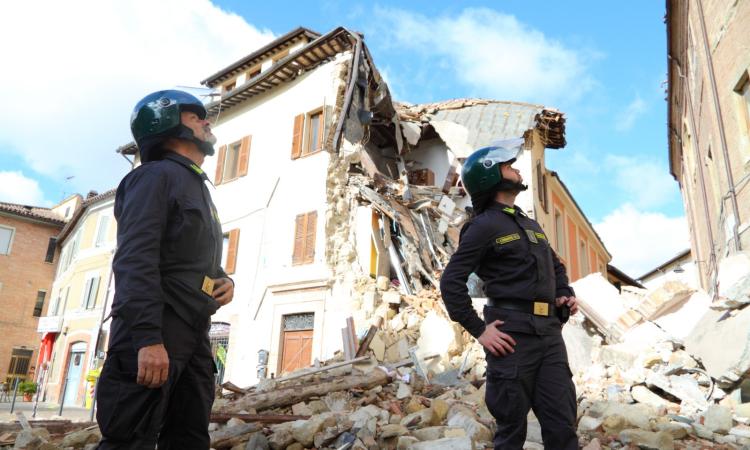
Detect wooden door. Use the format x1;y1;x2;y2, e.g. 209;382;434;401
279;329;313;375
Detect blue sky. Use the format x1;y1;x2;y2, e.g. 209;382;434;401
0;1;689;275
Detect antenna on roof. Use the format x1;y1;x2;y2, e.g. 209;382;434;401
174;85;223;125
61;175;75;201
175;85;220;98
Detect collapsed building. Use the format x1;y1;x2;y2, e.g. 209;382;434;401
164;26;611;390
10;14;750;449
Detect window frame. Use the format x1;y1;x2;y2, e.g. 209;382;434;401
94;214;110;247
553;207;567;259
292;211;317;266
222;140;242;182
535;161;548;213
0;225;15;256
33;290;46;317
579;239;589;277
734;71;750;132
81;275;101;310
302;108;324;157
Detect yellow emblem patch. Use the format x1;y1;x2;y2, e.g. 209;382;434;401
201;276;215;296
496;233;521;245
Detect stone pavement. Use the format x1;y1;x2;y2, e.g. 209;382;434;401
0;400;93;422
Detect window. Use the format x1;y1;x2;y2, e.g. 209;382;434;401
95;215;110;247
81;276;100;310
291;107;326;160
50;286;69;316
44;237;57;263
223;141;241;182
536;161;548;213
579;240;589;276
6;348;33;384
554;209;566;258
60;230;81;273
741;80;750;128
221;229;239;274
224;81;235;93
214;136;251;185
734;73;750;132
0;225;14;255
292;211;317;265
305;111;322;155
33;290;46;317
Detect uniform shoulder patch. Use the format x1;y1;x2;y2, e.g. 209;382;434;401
496;233;521;245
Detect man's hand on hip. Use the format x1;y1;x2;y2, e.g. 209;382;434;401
555;296;579;315
478;320;517;357
137;344;169;388
213;277;234;306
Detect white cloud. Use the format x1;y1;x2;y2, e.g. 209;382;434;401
615;95;647;131
0;171;48;206
374;7;595;105
595;203;690;277
0;0;274;194
605;155;677;208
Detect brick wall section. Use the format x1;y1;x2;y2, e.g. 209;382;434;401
0;214;62;383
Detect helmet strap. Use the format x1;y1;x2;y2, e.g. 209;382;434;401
496;179;528;192
176;125;215;157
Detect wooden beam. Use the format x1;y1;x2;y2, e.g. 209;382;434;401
275;356;370;383
210;413;308;424
219;369;390;413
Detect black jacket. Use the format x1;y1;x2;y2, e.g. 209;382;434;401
440;202;574;338
111;152;228;351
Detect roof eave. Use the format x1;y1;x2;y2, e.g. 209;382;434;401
201;27;321;87
204;27;354;118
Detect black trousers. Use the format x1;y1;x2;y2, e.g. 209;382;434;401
96;307;215;450
483;310;578;450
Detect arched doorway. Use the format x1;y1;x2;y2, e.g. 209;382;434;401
62;342;87;406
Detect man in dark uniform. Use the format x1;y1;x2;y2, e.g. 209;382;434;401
96;90;234;449
440;141;579;450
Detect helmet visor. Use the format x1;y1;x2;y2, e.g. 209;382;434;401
480;138;525;168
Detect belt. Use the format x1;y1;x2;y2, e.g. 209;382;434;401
487;298;558;317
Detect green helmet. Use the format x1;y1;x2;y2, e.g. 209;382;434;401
461;139;524;197
130;89;214;162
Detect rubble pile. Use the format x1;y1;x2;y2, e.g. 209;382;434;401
199;260;750;449
0;420;100;450
207;288;493;450
569;270;750;449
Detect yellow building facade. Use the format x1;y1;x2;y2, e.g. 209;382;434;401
38;191;116;406
528;131;612;282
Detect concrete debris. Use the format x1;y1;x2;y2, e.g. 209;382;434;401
6;144;747;449
715;251;750;309
685;305;750;387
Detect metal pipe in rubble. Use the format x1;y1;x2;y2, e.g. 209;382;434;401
9;379;19;414
58;378;68;417
332;30;363;152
